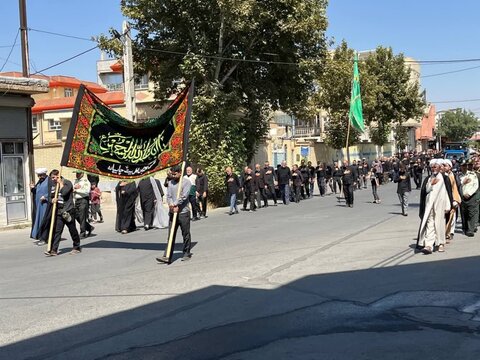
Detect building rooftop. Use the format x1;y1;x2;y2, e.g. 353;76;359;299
0;72;106;93
0;75;49;94
32;91;124;114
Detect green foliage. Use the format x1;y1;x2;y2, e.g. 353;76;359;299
393;124;409;151
99;0;328;205
438;109;479;142
317;41;360;149
318;43;425;149
369;124;391;147
363;47;425;146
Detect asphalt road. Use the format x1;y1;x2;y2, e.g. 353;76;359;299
1;182;479;360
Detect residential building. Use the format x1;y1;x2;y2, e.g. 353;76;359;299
415;104;437;151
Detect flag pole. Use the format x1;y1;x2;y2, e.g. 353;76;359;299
46;167;62;252
162;160;186;264
345;116;351;165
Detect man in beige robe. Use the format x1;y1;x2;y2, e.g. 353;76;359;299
417;159;451;254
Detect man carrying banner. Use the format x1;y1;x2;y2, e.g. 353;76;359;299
156;165;193;263
45;169;81;256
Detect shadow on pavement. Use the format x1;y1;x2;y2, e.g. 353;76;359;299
3;256;480;360
83;240;198;253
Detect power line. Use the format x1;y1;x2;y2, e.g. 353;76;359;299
28;28;94;42
421;64;480;78
31;45;99;75
430;98;480;104
0;44;20;48
0;55;22;67
144;47;301;66
0;29;20;72
29;30;128;75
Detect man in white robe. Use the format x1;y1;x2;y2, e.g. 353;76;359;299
417;159;451;254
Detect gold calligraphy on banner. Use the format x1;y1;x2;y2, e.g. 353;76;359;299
97;131;168;164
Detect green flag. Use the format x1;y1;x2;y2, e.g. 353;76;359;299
349;53;365;132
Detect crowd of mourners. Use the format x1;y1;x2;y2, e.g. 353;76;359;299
225;148;479;256
29;147;479;259
30;166;209;259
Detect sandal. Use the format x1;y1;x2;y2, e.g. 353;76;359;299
422;246;433;255
438;245;445;252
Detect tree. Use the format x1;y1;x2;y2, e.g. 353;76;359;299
99;0;328;205
317;41;361;149
438;109;478;142
393;124;409;151
362;47;425;147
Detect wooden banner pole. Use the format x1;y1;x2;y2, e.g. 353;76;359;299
46;167;63;252
162;161;186;264
345;117;351;165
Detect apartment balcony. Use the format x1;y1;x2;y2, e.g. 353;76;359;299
294;126;322;138
105;83;124;91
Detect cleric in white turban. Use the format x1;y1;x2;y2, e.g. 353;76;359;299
35;168;48;175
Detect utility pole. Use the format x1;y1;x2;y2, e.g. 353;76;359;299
19;0;30;77
122;21;136;122
19;0;35;186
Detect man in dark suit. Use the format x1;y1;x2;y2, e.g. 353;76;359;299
45;169;81;256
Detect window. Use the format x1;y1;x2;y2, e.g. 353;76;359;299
48;119;62;131
1;142;24;154
64;88;73;97
134;74;149;90
32;115;38;133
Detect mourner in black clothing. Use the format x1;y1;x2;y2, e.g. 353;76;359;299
413;159;424;189
325;164;334;193
291;164;304;203
225;167;241;215
242;167;256;211
307;161;315;198
394;166;412;216
138;177;164;230
255;164;268;208
351;160;360;190
299;160;310;199
315;161;327;196
115;181;138;234
263;161;278;205
342;161;354;207
333;165;343;194
44;169;81;256
195;168;209;218
277;161;292;205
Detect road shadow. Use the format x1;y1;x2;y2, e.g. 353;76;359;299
3;256;480;359
82;240;198;253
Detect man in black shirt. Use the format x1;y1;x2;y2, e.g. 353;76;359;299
342;161;355;207
195;168;209;218
277;161;292;205
307;161;315;198
315;161;326;196
225;167;240;215
242;167;255;212
254;164;268;208
299;160;310;199
45;169;81;256
263;161;278;206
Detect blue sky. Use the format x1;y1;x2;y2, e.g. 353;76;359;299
1;0;479;113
